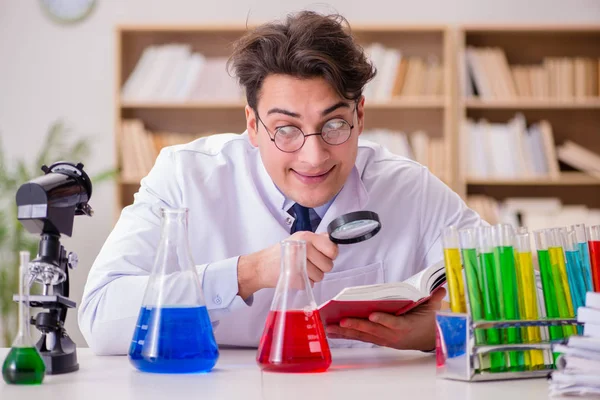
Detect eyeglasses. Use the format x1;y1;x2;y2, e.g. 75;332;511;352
254;105;356;153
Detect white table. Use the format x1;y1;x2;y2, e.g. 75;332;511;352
0;347;557;399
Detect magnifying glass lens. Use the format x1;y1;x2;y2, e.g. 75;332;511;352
327;211;381;244
331;220;379;240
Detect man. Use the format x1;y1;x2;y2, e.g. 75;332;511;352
79;11;482;355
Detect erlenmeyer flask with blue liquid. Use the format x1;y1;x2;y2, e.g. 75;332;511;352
129;208;219;373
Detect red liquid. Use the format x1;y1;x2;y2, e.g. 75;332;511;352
589;241;600;292
435;328;444;368
257;310;332;373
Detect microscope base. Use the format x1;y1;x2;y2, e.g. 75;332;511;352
36;334;79;375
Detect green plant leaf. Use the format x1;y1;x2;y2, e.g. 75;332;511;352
16;160;32;187
56;138;91;164
91;168;119;184
0;119;116;346
0;211;7;247
0;138;7;191
35;120;68;169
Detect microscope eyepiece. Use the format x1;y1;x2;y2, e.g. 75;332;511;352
15;161;93;237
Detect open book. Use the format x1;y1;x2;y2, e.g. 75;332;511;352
317;261;446;325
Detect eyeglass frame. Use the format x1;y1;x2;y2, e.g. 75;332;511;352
253;101;358;153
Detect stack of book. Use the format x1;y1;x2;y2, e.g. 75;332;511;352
120;119;206;182
121;44;244;102
464;47;600;99
463;113;600;180
362;43;444;101
550;293;600;397
467;196;600;229
120;122;450;185
360;129;448;183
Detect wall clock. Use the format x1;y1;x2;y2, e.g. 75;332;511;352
39;0;97;24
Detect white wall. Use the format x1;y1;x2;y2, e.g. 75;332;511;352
1;0;599;348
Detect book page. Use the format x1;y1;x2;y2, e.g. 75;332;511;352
334;260;446;302
334;281;423;302
403;260;445;293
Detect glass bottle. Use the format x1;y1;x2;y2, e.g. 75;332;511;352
128;208;219;374
2;251;46;385
257;239;332;373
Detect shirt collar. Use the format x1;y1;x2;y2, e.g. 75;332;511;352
280;189;336;219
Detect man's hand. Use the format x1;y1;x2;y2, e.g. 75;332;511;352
237;231;338;299
325;287;446;351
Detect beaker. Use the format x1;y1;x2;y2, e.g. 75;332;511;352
256;239;332;373
128;208;219;374
2;251;46;385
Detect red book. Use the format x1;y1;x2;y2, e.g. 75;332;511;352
317;261;446;325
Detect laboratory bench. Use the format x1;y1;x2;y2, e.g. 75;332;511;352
0;347;559;399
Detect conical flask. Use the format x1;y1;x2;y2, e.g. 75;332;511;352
2;251;46;385
257;239;332;373
129;208;219;374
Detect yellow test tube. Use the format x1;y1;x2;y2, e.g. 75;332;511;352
514;229;545;370
548;228;577;336
442;226;467;313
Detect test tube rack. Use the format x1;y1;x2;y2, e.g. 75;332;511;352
435;311;581;382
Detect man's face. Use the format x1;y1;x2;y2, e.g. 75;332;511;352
246;74;365;208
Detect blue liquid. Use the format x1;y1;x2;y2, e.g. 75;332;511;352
565;251;586;313
578;242;594;292
129;306;219;373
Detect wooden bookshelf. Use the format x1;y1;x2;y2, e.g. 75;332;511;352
456;25;600;215
467;172;600;186
465;98;600;109
121;97;447;110
115;23;600;222
115;24;455;212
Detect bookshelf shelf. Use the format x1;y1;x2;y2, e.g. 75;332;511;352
459;25;600;223
115;24;455;212
120;97;447;110
114;23;600;223
121;101;246;109
465;98;600;109
467;173;600;186
367;97;446;109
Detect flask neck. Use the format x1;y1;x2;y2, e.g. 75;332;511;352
160;209;189;243
272;240;317;311
281;241;306;278
13;262;34;348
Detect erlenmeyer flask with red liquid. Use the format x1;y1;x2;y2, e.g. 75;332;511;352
257;239;332;373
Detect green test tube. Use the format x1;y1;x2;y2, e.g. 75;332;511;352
533;229;564;365
476;226;507;372
492;224;524;371
514;229;545;370
442;226;467;313
459;228;486;345
548;228;577;337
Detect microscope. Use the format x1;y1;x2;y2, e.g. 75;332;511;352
14;161;93;374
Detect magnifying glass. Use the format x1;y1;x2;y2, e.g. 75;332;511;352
327;211;381;244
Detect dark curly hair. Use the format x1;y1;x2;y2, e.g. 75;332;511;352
227;11;376;109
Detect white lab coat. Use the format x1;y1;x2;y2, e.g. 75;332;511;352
78;132;483;355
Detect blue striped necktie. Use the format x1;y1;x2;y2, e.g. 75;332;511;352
290;203;312;233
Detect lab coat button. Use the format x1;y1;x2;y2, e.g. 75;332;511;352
285;217;293;225
214;295;222;305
